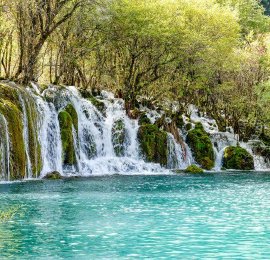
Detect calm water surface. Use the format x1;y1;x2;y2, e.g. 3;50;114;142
1;172;270;259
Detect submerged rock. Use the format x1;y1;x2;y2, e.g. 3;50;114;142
186;122;214;170
138;124;168;166
222;146;254;170
43;171;62;180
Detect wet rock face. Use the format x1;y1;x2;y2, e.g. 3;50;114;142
186;122;215;170
222;146;254;170
137;124;168;166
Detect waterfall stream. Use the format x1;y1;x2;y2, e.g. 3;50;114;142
0;83;269;181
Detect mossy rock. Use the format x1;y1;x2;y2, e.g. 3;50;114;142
88;95;106;114
0;84;27;180
137;124;168;166
172;113;184;129
222;146;254;170
0;83;44;179
138;113;151;125
184;165;204;173
65;104;78;132
260;132;270;147
186;122;214;170
128;108;141;119
112;119;126;156
43;171;62;180
58;111;76;166
185;123;192;131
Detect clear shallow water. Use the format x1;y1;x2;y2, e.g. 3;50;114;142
1;172;270;259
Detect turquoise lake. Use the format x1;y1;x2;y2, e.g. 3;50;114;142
1;172;270;259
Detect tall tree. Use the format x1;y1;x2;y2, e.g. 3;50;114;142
11;0;83;83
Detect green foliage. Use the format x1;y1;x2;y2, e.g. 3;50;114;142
138;124;168;166
218;0;270;34
98;0;240;104
184;165;204;173
0;0;269;169
222;146;254;170
186;123;215;170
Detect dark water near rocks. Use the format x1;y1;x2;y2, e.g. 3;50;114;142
1;172;270;259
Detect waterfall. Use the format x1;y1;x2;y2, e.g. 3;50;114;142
188;105;270;171
0;115;10;180
33;93;63;176
167;133;194;169
19;94;33;178
25;85;166;177
0;83;269;181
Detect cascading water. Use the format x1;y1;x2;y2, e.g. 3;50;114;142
0;115;10;180
29;85;168;177
0;82;269;181
188;105;270;170
33;90;63;176
167;133;194;169
19;94;33;178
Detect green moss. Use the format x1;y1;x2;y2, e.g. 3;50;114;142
172;113;184;129
43;171;62;180
137;124;168;166
88;95;106;114
138;113;151;125
184;164;204;173
186;122;214;170
112;120;126;156
0;83;44;179
222;146;254;170
0;100;26;180
58;111;76;166
65;104;78;132
185;123;192;131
